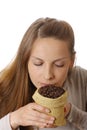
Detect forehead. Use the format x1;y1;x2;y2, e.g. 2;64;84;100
30;38;70;57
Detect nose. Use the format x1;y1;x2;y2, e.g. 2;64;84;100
44;64;54;80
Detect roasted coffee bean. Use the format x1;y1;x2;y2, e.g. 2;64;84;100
38;85;65;98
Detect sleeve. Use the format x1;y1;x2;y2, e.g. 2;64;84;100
67;104;87;130
0;114;20;130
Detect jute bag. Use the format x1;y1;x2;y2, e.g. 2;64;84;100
32;89;67;126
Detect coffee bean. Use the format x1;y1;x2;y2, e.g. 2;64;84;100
38;85;65;98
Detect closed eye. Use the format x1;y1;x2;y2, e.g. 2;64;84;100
55;64;64;67
33;63;43;66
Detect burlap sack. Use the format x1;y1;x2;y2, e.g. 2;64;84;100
32;89;67;126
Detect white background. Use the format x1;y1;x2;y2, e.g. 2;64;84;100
0;0;87;71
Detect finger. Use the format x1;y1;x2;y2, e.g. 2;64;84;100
29;103;50;113
27;113;54;125
24;119;48;128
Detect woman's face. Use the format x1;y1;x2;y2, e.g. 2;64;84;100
28;38;74;89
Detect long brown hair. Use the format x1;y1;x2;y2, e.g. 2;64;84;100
0;17;75;129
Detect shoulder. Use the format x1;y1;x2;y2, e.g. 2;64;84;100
72;66;87;76
70;66;87;84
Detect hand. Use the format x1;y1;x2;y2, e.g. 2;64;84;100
64;103;71;117
10;103;55;129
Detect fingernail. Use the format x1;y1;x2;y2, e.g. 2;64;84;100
51;117;55;121
46;109;50;113
48;120;54;124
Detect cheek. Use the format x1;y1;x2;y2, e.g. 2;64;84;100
56;68;69;84
29;65;41;76
28;66;36;80
28;64;41;86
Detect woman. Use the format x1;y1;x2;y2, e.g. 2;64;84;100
0;17;87;130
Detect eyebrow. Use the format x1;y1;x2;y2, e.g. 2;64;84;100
31;56;43;61
53;57;69;62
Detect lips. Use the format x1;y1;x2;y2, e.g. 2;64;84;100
40;83;57;87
